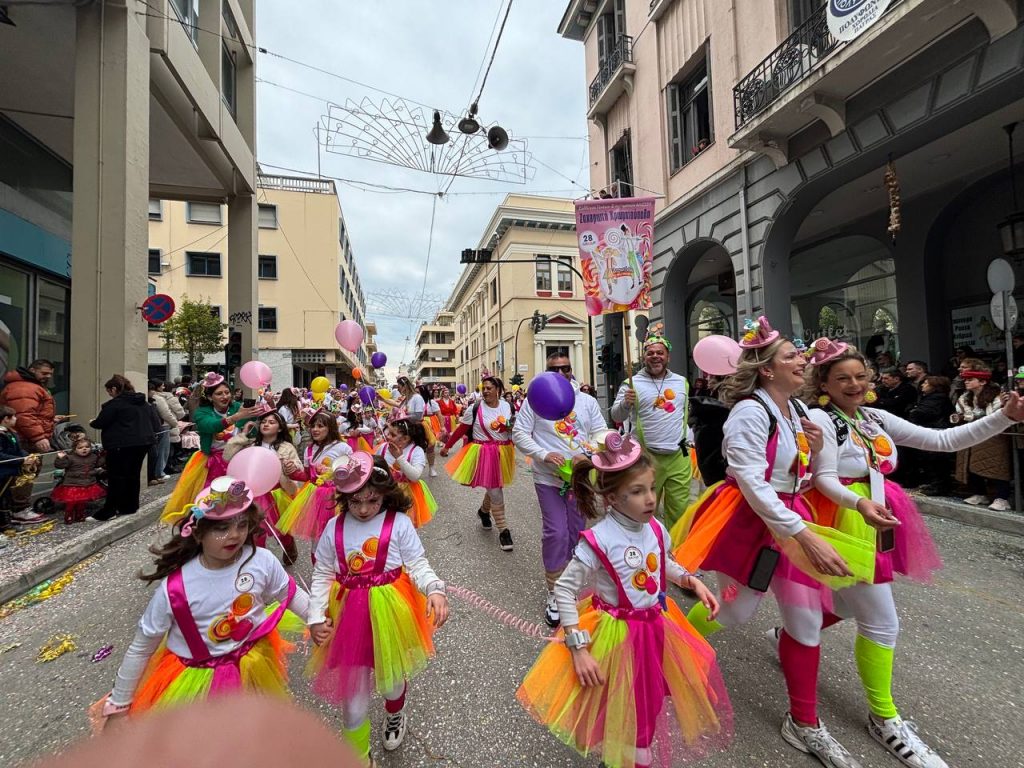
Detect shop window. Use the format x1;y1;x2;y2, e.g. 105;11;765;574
186;251;222;277
148;199;162;220
258;204;278;229
258;307;278;332
36;279;69;413
258;254;278;279
187;202;222;225
535;257;552;293
668;56;713;173
148;249;162;275
0;264;30;380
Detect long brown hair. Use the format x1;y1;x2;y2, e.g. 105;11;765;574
139;505;264;583
570;453;655;520
308;411;342;446
335;455;412;516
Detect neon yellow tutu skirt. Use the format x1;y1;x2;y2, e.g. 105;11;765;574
308;572;434;705
445;441;515;489
422;420;438;448
276;482;337;541
405;480;437;528
161;451;229;523
517;596;732;768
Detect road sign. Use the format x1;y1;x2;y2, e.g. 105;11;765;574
518;364;528;373
141;294;176;325
991;291;1018;332
987;258;1016;294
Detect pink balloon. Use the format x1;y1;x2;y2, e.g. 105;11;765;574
227;446;282;497
334;320;364;353
693;335;742;376
238;360;272;389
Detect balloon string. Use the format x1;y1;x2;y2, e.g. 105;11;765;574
261;522;312;595
447;584;562;643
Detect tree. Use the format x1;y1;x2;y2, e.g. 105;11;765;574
161;297;226;376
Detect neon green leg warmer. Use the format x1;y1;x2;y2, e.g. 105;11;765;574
854;634;899;719
342;720;371;763
686;601;723;637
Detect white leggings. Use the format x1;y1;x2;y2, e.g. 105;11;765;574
714;574;899;647
342;672;406;731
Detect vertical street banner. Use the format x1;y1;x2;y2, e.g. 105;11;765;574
575;196;655;316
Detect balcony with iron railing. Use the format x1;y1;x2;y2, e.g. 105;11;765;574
588;35;636;120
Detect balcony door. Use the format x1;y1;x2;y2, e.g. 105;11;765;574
791;0;825;29
596;0;626;68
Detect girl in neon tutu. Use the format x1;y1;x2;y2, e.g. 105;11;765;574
162;372;262;519
95;475;309;726
790;339;1024;768
673;317;868;768
308;453;448;768
381;378;439;476
224;411;301;565
422;385;443;477
440;376;516;552
278;410;352;542
343;400;377;453
376;410;436;528
518;432;732;768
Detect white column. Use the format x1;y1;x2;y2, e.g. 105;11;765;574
573;340;584;380
533;340;544;381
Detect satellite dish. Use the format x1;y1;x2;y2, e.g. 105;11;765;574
487;125;509;151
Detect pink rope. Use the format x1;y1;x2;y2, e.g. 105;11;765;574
447;584;562;643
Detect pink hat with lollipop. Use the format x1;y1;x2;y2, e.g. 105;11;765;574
331;451;377;494
806;337;849;366
201;371;225;390
739;316;781;349
179;475;254;536
591;430;643;472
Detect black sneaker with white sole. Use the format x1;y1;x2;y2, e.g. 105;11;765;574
544;594;559;627
382;709;406;751
498;528;513;551
477;507;492;530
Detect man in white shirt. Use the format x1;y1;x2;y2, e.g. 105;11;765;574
609;326;691;528
513;352;607;626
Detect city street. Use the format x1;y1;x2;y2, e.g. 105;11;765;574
1;460;1022;768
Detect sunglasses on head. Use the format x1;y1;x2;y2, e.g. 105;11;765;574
546;364;572;373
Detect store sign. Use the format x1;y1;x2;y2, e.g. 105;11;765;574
827;0;892;42
951;303;1022;353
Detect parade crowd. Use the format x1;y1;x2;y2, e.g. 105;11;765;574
5;319;1023;768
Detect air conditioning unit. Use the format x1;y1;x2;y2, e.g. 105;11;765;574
160;260;171;267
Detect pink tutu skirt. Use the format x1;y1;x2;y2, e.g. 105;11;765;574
277;484;337;541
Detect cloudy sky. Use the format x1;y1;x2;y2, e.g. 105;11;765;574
256;0;589;370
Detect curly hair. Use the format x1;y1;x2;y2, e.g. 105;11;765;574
570;453;655;520
799;346;869;405
335;455;413;516
139;505;264;583
716;337;790;406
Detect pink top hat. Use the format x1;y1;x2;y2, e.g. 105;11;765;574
739;316;781;349
331;451;376;494
180;475;254;536
388;407;410;424
201;371;225;391
806;337;849;366
591;431;643;472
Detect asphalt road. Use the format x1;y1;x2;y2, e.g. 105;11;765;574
1;461;1022;767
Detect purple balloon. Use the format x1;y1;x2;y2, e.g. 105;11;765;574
340;383;349;390
527;372;575;421
456;383;467;395
358;385;376;406
370;352;388;369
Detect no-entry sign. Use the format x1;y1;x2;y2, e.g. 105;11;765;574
141;294;176;325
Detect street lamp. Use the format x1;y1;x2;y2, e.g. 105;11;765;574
997;122;1024;258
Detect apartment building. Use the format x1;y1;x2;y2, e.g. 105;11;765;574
410;312;457;390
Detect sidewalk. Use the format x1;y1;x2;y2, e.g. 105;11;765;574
0;483;170;605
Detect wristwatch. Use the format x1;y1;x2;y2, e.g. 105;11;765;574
564;628;591;650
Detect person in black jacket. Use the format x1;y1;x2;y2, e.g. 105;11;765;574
874;367;918;418
907;376;956;496
89;374;156;520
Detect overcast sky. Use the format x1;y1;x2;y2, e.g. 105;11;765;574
256;0;588;373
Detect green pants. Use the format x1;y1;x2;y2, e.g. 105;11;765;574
650;448;692;529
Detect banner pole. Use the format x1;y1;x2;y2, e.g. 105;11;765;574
622;311;643;446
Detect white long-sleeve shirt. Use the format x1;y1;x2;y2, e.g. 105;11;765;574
811;406;1014;510
723;390;811;539
378;442;427;482
554;509;689;627
110;547;310;705
308;512;443;625
512;384;607;487
609;370;689;453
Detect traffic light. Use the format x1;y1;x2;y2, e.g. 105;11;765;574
510;373;524;386
530;310;549;333
460;248;494;264
226;329;242;369
597;344;612;373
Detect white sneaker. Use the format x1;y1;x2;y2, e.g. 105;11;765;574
544;593;559;628
781;713;864;768
11;510;46;525
988;498;1011;512
963;495;990;506
382;709;406;751
868;715;948;768
765;626;781;654
429;468;438;478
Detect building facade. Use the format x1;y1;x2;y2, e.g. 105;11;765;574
561;0;1024;393
147;174;375;388
448;195;596;389
0;0;259;418
410;312;457;389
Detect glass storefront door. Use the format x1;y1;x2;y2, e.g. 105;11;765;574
37;279;70;413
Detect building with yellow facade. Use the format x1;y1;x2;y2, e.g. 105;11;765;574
147;173;376;387
448;195;596;389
